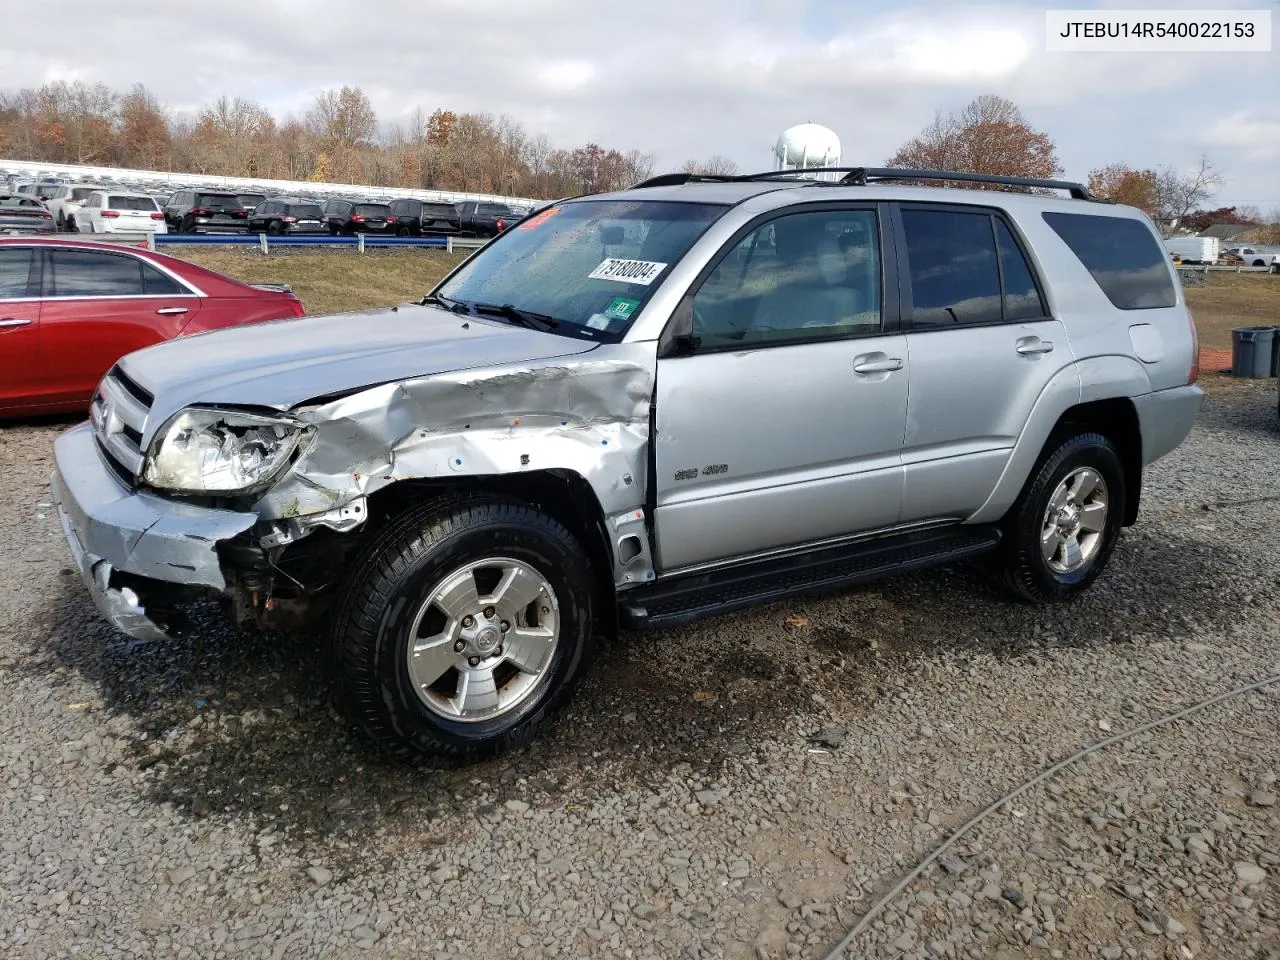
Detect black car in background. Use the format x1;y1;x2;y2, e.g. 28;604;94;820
323;199;393;235
248;198;327;235
163;190;249;234
386;198;461;236
455;200;522;238
237;193;267;214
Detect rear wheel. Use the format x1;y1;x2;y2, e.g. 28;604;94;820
267;221;282;235
65;215;79;233
330;497;597;765
993;433;1125;603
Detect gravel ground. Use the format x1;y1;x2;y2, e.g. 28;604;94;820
1;376;1277;960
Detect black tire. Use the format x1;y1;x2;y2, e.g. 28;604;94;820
993;432;1125;604
330;496;597;765
267;221;282;235
396;226;410;237
328;223;339;236
65;215;78;233
180;216;195;234
56;212;65;231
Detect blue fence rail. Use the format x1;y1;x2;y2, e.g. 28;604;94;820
148;233;485;253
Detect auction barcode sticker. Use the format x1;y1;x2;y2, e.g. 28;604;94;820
1046;9;1271;51
588;259;668;285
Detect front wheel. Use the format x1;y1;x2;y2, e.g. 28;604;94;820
330;497;598;765
993;433;1125;604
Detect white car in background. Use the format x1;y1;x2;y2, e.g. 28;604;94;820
44;184;111;231
76;191;169;234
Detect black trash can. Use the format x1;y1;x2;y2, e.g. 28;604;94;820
1232;326;1276;378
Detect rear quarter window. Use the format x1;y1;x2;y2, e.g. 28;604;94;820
1042;212;1176;310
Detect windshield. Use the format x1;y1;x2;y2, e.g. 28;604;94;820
435;199;726;340
35;184;60;198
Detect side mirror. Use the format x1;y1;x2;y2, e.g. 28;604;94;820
657;295;701;358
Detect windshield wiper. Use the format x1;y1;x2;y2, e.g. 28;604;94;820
421;293;470;314
470;302;560;332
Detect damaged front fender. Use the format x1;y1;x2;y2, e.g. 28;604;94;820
253;342;659;586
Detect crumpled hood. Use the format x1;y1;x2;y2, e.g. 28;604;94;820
119;302;598;436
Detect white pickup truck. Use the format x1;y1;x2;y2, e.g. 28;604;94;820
1223;246;1280;270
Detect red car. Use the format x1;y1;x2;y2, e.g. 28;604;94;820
0;238;306;417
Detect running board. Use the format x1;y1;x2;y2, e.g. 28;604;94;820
619;525;1002;631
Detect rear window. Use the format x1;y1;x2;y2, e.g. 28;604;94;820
423;203;456;217
354;204;389;216
289;204;324;219
1042;212;1176;310
108;196;159;211
478;203;511;216
71;188;98;201
196;193;241;208
0;196;41;208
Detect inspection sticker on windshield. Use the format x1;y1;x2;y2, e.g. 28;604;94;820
604;297;640;320
588;258;668;285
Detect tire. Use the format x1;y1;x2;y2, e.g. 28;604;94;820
330;496;597;765
180;216;195;234
267;221;282;235
56;212;65;231
66;215;79;233
396;226;410;237
993;432;1125;604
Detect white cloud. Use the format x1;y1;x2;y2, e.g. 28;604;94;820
535;60;597;94
1204;111;1280;163
0;0;1274;203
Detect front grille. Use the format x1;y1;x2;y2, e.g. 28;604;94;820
91;365;153;484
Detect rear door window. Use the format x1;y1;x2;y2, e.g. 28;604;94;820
49;250;146;297
0;248;34;298
1042;212;1176;309
995;219;1047;321
900;208;1002;327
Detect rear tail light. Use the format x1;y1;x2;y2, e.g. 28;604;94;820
189;207;210;216
1187;309;1199;384
101;210;120;218
496;218;505;231
231;210;248;218
288;298;306;317
282;216;297;223
40;212;52;220
150;212;164;220
386;216;398;223
351;215;366;222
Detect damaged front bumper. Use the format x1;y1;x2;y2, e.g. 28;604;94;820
51;423;258;641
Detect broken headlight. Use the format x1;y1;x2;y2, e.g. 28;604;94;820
142;408;310;495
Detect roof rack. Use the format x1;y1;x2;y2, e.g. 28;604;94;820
628;172;743;189
728;166;1100;201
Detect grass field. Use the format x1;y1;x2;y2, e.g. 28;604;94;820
1184;272;1280;352
170;248;1279;354
172;247;467;315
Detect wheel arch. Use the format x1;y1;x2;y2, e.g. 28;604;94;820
970;357;1149;527
362;471;627;635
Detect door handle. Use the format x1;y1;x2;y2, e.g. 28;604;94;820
155;307;189;315
853;356;904;374
0;317;33;328
1016;338;1054;355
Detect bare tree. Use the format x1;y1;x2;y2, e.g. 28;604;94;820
681;154;738;176
1153;155;1222;233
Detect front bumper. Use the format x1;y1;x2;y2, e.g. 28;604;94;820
51;423;258;640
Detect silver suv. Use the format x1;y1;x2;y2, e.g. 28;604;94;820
51;167;1204;764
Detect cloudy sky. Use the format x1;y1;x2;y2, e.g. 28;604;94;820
3;0;1276;208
